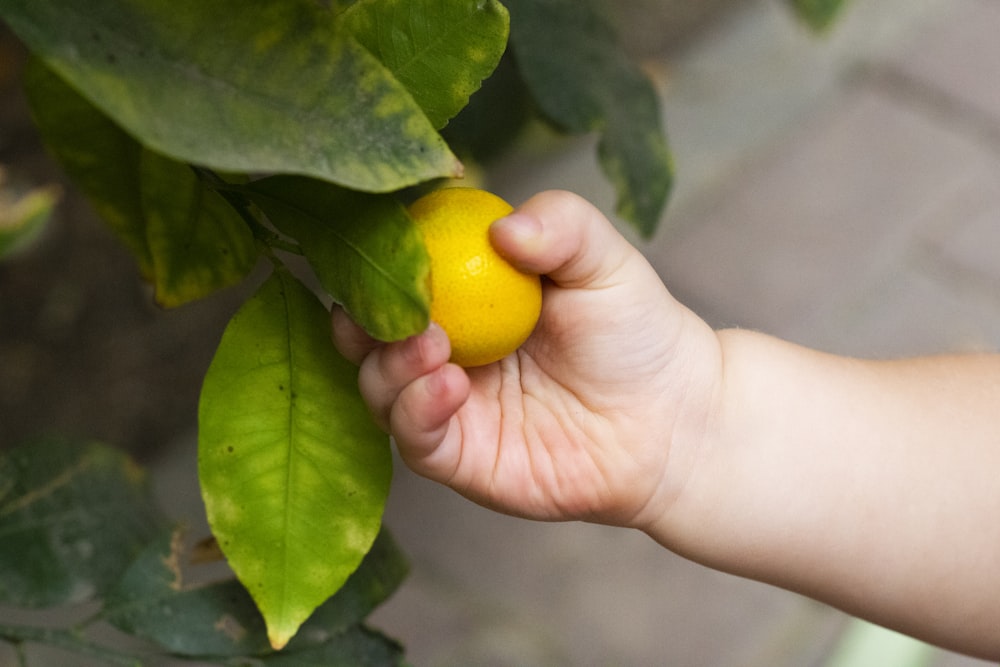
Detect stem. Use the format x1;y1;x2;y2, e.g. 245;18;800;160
192;167;304;256
0;624;144;667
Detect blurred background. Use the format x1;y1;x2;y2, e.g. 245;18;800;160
3;0;1000;664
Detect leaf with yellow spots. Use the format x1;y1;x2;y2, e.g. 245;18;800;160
0;438;166;608
103;527;408;658
4;0;461;192
23;59;257;306
343;0;510;130
139;151;257;308
244;175;431;343
198;269;391;650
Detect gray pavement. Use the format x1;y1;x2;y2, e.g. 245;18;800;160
365;0;1000;665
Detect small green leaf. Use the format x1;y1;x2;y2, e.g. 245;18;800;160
343;0;510;130
199;269;392;650
102;527;408;658
505;0;673;237
139;152;257;307
787;0;850;31
0;170;58;260
245;176;430;342
22;57;152;277
0;438;166;607
4;0;461;192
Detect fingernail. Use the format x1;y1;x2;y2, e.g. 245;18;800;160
491;212;542;246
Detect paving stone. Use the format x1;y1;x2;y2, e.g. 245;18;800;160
649;84;1000;347
918;177;1000;289
370;458;846;666
890;0;1000;126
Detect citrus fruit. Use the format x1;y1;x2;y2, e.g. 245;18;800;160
408;187;542;367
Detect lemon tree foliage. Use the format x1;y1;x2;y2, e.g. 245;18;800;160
23;58;259;306
343;0;511;130
0;439;407;665
21;57;155;279
1;0;462;193
0;438;164;608
102;527;407;658
244;176;432;342
199;269;393;649
0;0;837;658
504;0;674;237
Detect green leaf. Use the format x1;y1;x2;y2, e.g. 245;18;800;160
441;52;533;163
245;176;430;342
139;152;257;307
343;0;510;130
102;527;408;658
198;269;392;650
260;626;404;667
505;0;673;237
293;528;408;641
22;57;153;277
3;0;462;192
0;170;58;260
0;438;166;607
23;59;258;306
103;526;273;658
786;0;850;31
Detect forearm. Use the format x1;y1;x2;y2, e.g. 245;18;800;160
650;329;1000;659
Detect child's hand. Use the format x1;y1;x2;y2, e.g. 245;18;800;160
332;190;722;528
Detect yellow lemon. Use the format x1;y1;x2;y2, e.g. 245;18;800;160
409;187;542;367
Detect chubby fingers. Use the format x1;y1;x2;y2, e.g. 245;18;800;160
331;305;379;365
490;189;638;290
356;324;470;460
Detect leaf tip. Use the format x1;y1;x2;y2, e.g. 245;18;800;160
267;625;295;651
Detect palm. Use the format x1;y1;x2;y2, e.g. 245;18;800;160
427;282;699;526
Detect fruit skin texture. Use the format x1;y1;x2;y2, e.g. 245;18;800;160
408;187;542;367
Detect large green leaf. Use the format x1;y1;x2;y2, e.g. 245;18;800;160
787;0;850;31
505;0;673;238
139;152;257;307
102;526;407;658
245;176;430;342
343;0;510;130
24;59;258;306
0;438;166;607
2;0;461;192
198;269;391;650
22;57;152;277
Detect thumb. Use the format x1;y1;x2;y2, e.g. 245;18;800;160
489;190;638;290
